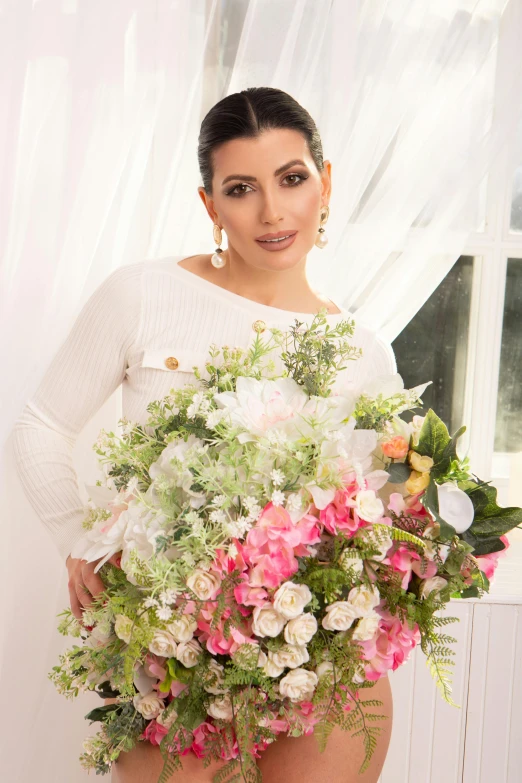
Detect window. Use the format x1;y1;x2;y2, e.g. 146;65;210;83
494;258;522;453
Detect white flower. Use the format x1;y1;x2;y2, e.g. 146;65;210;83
436;482;474;533
157;707;178;729
269;644;309;670
251;604;286;638
205;409;226;428
338;551;365;576
207;693;234;721
273;581;312;620
133;663;158;697
212;494;227;507
202;659;229;695
347;584;381;616
149;434;203;479
322;601;359;631
351;610;380;641
143;597;159;609
279;668;318;702
213;376;309;443
186;569;221;600
355;490;384;523
271;469;285;486
209;508;227;524
133;691;164;719
176;638;202;668
148;630;178;657
284;613;318;645
114;614;133;644
157;606;173;621
166;614;198;643
271;490;286;506
420;576;448;600
262;656;285;678
315;661;335;680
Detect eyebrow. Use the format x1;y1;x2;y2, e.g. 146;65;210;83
221;159;308;186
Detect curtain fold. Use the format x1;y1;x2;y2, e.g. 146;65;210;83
1;1;521;780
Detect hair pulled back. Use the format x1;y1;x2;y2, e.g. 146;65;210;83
198;87;324;195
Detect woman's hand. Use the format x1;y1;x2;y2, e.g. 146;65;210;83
66;552;121;621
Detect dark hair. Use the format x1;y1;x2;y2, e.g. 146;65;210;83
198;87;324;195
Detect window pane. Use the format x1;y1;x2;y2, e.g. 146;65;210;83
494;258;522;452
391;256;474;436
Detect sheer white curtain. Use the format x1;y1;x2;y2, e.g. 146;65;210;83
1;1;521;780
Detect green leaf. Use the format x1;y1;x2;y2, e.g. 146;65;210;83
386;462;411;483
460;479;522;555
84;703;121;723
415;409;452;476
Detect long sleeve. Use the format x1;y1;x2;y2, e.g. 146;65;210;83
372;332;398;375
11;262;144;563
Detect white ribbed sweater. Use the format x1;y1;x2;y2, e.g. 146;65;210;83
11;256;397;563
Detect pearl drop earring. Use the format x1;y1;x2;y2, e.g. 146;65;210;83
315;205;329;249
211;223;227;268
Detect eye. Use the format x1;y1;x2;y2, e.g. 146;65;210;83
224;172;309;197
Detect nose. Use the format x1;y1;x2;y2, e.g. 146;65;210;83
259;190;285;225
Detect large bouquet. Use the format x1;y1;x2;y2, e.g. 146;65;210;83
50;312;521;783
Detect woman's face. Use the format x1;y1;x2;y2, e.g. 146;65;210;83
198;128;331;271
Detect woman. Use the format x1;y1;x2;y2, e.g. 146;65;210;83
13;87;394;782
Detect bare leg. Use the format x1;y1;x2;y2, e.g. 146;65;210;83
110;740;237;783
256;674;393;783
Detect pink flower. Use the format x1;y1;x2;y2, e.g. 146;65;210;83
234;578;269;607
476;535;510;581
211;544;248;576
142;720;169;746
196;604;257;655
358;608;420;680
192;721;239;761
320;488;366;536
385;543;438;589
381;436;409;459
242;503;320;589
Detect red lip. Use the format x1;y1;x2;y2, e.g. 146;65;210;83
255;230;298;240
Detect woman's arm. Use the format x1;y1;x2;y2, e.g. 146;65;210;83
11;261;144;563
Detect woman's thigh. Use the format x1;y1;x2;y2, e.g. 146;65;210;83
110;740;234;783
256;674;393;783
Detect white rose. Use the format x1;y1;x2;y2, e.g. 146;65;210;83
279;668;318;702
167;614;198;643
157;707;178;729
358;528;393;561
338;551;365;575
202;659;228;695
351;610;380;641
273;581;312;620
114;614;133;644
355;490;384;523
322;601;359;631
284;613;318;645
269;644;309;670
148;630;178;658
186;569;221;600
133;691;164;719
252;604;286;638
347;584;381;616
262;656;285;678
424;541;450;564
176;637;202;668
420;576;448;600
207;693;234;721
315;661;335;680
257;649;268;668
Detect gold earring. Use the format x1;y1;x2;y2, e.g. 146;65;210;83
211;223;226;268
315;205;329;249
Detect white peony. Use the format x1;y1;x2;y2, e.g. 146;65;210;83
351;610;381;641
436;482;474;533
148;630;178;657
355;490;385;523
133;691;164;719
213;376;309;443
251;604;286;638
186;569;221;601
279;668;318;702
420;576;449;600
166;614;198;643
207;693;234;721
114;614;133;644
322;601;359;631
347;584;381;616
176;638;202;668
273;581;313;620
284;613;318;646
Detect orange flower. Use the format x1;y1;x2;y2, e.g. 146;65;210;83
381;436;409;459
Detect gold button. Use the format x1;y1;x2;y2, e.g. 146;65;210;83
252;319;266;333
164;356;179;370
